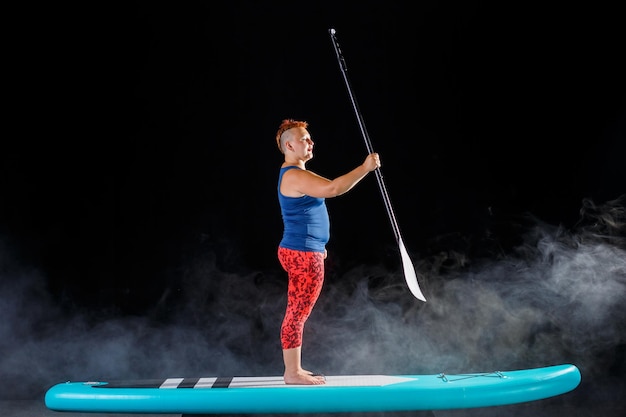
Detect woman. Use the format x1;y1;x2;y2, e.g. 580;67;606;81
275;118;380;385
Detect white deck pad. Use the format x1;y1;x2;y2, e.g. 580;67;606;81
160;375;417;389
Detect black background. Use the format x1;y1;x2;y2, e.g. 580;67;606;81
1;2;625;415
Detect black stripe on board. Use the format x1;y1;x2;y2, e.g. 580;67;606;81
212;376;233;388
94;379;164;388
178;378;200;388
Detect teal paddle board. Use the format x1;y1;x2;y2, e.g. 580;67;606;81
45;363;581;414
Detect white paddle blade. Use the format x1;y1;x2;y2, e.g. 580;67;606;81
398;238;427;302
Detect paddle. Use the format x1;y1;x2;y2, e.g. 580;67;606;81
329;28;426;302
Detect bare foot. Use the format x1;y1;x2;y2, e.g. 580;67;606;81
284;371;326;385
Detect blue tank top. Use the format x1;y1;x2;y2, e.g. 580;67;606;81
277;166;330;253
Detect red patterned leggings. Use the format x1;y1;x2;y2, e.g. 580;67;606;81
277;247;325;350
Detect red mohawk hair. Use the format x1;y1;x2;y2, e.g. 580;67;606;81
276;119;308;152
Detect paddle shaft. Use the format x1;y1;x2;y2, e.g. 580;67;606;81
328;29;401;242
